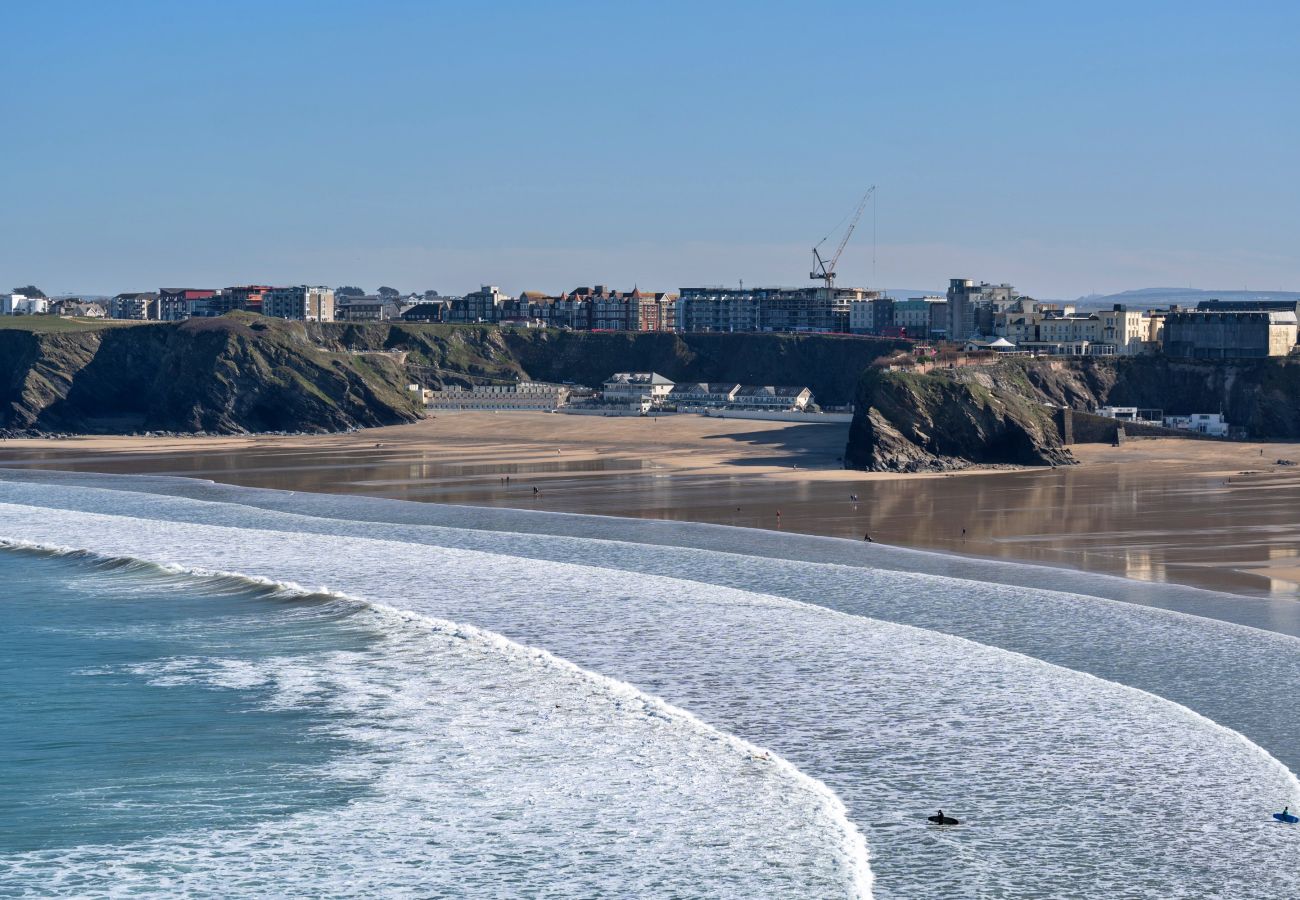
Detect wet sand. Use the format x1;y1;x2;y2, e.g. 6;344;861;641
3;412;1300;600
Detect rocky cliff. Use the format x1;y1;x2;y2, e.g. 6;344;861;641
844;365;1075;472
1020;356;1300;439
326;325;909;407
0;315;421;434
845;355;1300;471
0;318;906;435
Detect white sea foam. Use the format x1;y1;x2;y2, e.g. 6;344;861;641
14;477;1300;776
2;491;1299;897
0;538;870;899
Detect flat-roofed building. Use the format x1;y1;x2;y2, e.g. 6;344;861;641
947;278;1019;340
677;286;877;333
1163;412;1229;436
848;299;875;333
449;285;511;323
1099;304;1155;355
1163;310;1297;358
217;285;273;316
926;299;949;339
892;296;947;337
158;288;218;321
263;286;335;322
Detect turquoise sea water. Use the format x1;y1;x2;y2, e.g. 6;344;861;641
0;551;372;853
1;470;1298;898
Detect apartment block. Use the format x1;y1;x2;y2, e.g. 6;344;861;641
262;286;335;322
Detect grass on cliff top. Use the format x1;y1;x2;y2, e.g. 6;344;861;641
0;316;153;333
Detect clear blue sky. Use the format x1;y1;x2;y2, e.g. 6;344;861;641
3;0;1297;299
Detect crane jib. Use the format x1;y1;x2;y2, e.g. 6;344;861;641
810;185;876;289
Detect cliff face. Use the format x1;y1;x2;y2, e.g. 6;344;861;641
323;326;909;407
0;316;421;434
0;318;909;436
497;331;911;408
845;366;1075;472
1022;357;1300;439
845;355;1300;471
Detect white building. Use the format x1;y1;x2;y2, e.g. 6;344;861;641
668;382;740;407
602;372;675;409
732;385;814;410
2;294;49;315
1098;406;1163;423
1163;413;1229;437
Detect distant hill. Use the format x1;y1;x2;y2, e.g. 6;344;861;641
1073;288;1300;310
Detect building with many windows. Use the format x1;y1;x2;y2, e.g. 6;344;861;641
946;279;1018;340
108;292;158;320
424;382;571;410
262;286;335;322
601;372;675;408
848;299;875;334
676;286;877;333
158;288;218;321
891;296;947;338
667;382;740;407
217;285;274;316
449;285;512;323
731;385;814;410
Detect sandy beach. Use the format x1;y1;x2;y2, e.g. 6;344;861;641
3;411;1300;599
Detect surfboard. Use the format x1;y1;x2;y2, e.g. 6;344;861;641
927;814;960;826
1273;812;1298;824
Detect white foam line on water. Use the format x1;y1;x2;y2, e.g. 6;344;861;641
1;467;1281;623
24;478;1297;776
5;498;1300;894
0;537;875;899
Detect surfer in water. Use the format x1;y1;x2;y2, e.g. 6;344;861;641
927;809;959;825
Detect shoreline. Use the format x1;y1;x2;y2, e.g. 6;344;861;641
2;412;1300;600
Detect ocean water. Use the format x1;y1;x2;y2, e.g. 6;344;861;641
1;471;1298;898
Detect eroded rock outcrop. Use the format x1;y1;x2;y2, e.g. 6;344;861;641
0;315;421;435
845;365;1075;472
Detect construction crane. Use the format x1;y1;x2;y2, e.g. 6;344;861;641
810;185;876;289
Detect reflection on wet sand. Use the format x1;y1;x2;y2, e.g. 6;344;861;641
3;418;1300;601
